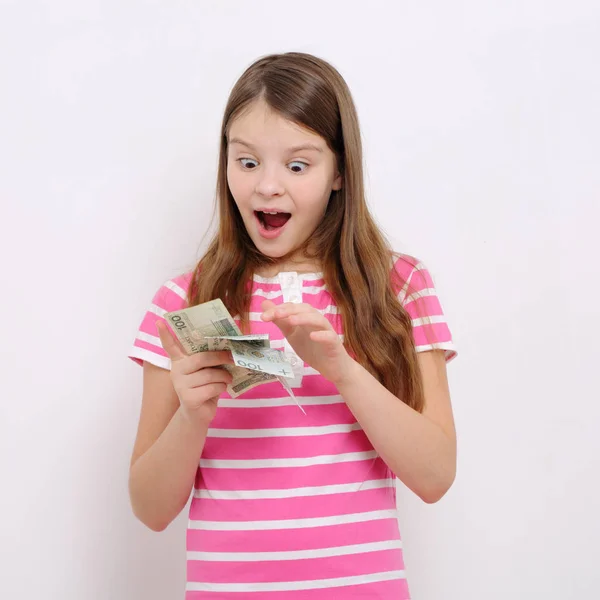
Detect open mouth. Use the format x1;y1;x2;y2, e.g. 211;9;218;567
254;210;292;231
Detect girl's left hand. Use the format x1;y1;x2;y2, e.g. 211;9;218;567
261;300;355;386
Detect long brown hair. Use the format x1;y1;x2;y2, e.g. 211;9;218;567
188;52;425;412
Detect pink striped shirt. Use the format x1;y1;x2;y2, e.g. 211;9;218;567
128;253;456;598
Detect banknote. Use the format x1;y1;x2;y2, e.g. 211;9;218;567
205;337;295;379
204;334;270;351
163;299;304;412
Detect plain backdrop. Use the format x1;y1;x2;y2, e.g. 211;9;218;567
1;1;599;598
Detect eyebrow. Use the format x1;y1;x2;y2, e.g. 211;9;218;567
228;137;324;153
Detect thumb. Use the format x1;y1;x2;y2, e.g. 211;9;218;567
156;320;186;361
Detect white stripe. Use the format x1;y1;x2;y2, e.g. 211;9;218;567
217;394;345;408
128;347;170;370
397;262;427;305
318;304;340;316
136;331;161;347
401;287;436;305
187;539;402;562
207;422;362;438
415;342;457;357
148;303;166;317
253;272;324;284
302;284;327;295
250;283;328;296
188;508;398;531
251;288;284;300
249;284;330;298
194;478;394;500
186;570;405;592
396;269;415;304
164;279;187;301
199;450;377;469
412;315;446;326
268;339;286;349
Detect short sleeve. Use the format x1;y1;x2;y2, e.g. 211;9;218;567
127;272;193;370
392;254;457;362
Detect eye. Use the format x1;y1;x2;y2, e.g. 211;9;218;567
238;158;258;170
288;161;308;174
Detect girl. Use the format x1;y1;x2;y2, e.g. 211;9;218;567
128;52;457;599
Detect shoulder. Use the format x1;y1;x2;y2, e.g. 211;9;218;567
390;252;457;361
150;271;194;313
128;271;194;369
389;252;434;304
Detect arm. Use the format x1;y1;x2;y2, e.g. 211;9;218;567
260;293;457;504
128;362;210;531
335;350;456;503
128;321;233;532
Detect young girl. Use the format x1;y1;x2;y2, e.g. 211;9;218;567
128;52;457;599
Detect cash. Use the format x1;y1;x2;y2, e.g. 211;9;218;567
163;299;304;412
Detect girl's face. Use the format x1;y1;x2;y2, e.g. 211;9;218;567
226;99;342;265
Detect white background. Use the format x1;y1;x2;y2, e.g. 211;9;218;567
1;1;599;598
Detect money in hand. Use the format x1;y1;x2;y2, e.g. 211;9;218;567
163;299;304;412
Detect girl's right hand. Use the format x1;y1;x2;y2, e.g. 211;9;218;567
156;320;234;426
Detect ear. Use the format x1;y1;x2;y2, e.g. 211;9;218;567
332;172;343;191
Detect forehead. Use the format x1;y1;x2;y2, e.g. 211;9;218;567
228;99;325;150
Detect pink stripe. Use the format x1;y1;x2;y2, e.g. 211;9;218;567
190;487;396;522
245;313;340;335
403;294;443;318
132;337;168;359
187;548;404;584
302;275;325;286
391;256;418;292
252;281;288;292
406;266;434;293
249;295;284;311
412;322;452;347
187;516;401;553
151;284;189;312
203;429;372;460
303;287;331;298
210;401;356;430
185;577;409;599
138;312;165;335
174;271;194;288
301;289;336;310
219;375;340;400
197;457;389;491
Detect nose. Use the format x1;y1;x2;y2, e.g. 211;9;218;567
255;165;285;198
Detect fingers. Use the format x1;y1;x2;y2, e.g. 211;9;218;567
156;320;186;361
261;303;315;322
276;310;331;331
185;366;233;389
178;350;235;376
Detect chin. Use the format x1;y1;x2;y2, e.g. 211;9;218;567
255;245;289;259
251;237;296;260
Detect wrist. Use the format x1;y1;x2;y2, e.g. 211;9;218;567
332;354;363;390
178;406;213;433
